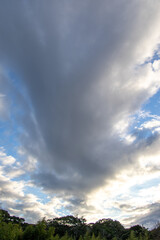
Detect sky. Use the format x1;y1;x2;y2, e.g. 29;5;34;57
0;0;160;229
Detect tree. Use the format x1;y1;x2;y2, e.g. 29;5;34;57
48;215;87;239
0;221;23;240
129;225;148;239
127;230;137;240
84;231;91;240
92;218;125;240
112;237;117;240
23;224;36;240
150;222;160;240
0;209;10;223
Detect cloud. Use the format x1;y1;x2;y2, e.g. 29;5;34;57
125;202;160;229
0;0;160;227
0;68;9;120
138;202;160;229
0;148;69;223
0;148;16;165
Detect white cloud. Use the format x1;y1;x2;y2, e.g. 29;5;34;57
77;142;160;226
6;168;25;179
0;147;69;223
152;59;160;71
142;119;160;129
139;118;160;135
0;147;16;165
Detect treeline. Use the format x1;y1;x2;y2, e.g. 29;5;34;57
0;209;160;240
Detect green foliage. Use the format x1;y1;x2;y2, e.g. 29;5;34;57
47;226;55;240
0;209;9;220
92;218;125;240
23;224;36;240
84;231;91;240
0;208;156;240
0;209;25;225
112;237;118;240
127;230;137;240
47;215;87;239
129;225;148;239
23;219;55;240
0;221;23;240
60;232;70;240
79;235;83;240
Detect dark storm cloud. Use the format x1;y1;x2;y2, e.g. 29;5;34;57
0;0;160;198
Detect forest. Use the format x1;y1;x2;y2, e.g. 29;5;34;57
0;209;160;240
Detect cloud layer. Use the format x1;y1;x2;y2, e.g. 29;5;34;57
0;0;160;227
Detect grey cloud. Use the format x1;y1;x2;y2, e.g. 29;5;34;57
5;201;47;224
118;204;133;211
129;202;160;229
0;0;160;206
0;178;22;201
132;128;160;148
0;70;10;120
